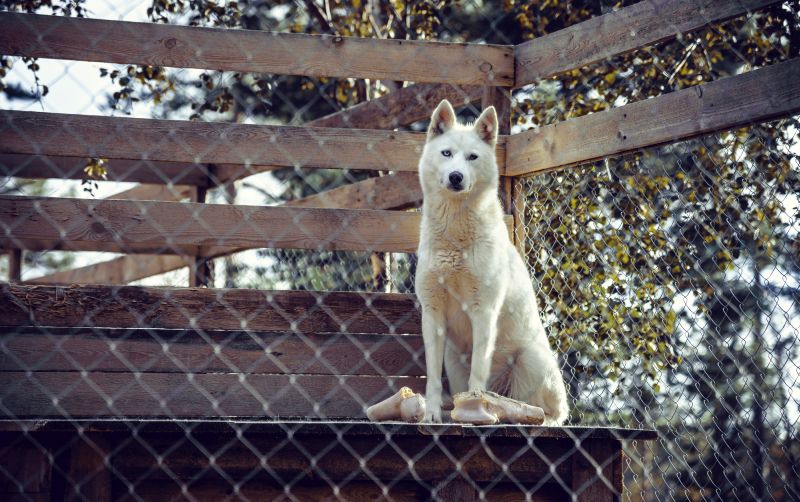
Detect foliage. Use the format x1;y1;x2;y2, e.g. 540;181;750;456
1;0;799;498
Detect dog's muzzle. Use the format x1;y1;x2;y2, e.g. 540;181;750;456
448;171;464;192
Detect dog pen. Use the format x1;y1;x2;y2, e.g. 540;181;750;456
1;0;799;500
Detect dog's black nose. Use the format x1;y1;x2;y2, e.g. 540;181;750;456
449;171;463;187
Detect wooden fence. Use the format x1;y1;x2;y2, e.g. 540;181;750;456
0;1;797;499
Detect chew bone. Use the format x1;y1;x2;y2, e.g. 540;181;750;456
366;387;427;422
451;390;545;425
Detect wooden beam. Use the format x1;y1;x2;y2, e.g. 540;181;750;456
507;58;800;176
0;195;424;254
26;173;423;285
0;283;422;334
0;327;425;377
3;82;481;185
0;12;513;86
188;186;213;287
66;435;111;502
7;249;22;282
284;172;422;210
514;0;783;87
0;110;428;173
26;255;192;285
0;153;212;185
0;371;423;419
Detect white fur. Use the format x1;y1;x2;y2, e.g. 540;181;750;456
415;100;569;426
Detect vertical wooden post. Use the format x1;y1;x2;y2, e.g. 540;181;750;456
66;434;111;502
482;86;525;257
189;184;213;287
571;439;622;502
8;249;22;282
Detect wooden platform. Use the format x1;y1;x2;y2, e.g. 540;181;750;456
0;420;656;501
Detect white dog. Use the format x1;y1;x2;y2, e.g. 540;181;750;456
415;100;569;425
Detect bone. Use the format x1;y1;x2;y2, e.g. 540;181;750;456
450;390;545;425
366;387;427;422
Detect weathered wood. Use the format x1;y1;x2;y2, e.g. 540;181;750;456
507;58;800;176
514;0;783;86
26;255;191;285
7;249;22;282
0;371;423;418
66;434;110;502
0;111;426;173
123;479;423;502
571;439;620;502
0;284;422;334
0;195;424;254
0;153;213;186
0;443;51;499
285;172;422;210
0;13;513;85
0;327;425;377
112;429;570;483
189;186;213;287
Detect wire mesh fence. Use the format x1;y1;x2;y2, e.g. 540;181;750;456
0;0;798;500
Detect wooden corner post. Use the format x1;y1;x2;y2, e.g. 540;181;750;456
482;87;525;258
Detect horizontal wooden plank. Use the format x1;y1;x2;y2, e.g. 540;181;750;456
507;58;800;176
0;111;433;173
0;327;425;377
0;153;213;186
26;255;191;285
26;173;423;285
0;12;513;85
284;172;422;210
514;0;782;86
0;371;423;418
0;284;421;334
0;419;659;441
0;195;422;254
110;427;571;484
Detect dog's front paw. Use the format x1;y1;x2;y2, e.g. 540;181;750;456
423;404;442;423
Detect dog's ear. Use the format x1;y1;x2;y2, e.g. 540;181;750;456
474;106;498;145
428;99;456;137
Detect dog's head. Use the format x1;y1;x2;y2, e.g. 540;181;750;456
418;99;499;197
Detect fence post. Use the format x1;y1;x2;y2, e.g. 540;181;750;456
189;183;213;287
482;87;525;258
7;249;22;282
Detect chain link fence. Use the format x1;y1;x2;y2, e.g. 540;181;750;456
1;1;798;500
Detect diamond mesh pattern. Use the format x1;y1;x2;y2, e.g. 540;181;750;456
1;1;798;500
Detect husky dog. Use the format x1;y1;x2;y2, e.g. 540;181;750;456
415;100;569;425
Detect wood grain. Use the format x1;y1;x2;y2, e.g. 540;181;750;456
571;439;620;502
507;58;800;176
0;327;425;377
113;428;571;484
514;0;783;86
0;371;423;419
26;255;192;285
0;195;423;254
0;12;513;85
0;283;422;335
284;172;422;210
0;111;427;173
0;153;212;186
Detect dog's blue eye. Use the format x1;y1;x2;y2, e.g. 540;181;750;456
467;153;478;161
441;150;452;157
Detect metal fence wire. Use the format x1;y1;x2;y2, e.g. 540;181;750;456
0;0;798;500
